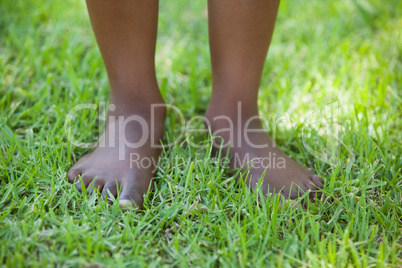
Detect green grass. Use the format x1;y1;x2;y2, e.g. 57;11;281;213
1;0;401;266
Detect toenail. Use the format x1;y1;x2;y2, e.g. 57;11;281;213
119;199;135;209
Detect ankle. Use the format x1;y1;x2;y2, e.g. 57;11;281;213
110;84;164;110
206;100;259;121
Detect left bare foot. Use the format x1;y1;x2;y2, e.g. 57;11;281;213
206;104;324;203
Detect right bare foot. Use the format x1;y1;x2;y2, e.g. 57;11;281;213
67;94;165;209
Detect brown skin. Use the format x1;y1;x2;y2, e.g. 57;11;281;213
67;0;165;208
205;0;323;201
68;0;323;208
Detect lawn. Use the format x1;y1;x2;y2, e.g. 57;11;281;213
1;0;401;267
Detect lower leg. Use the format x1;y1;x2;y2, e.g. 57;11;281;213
68;0;165;208
207;0;278;116
87;0;162;102
206;0;323;201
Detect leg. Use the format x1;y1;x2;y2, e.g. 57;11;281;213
68;0;165;208
206;0;323;201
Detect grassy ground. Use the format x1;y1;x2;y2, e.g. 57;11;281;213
1;0;401;266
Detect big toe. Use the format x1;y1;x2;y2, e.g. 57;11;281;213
119;184;144;209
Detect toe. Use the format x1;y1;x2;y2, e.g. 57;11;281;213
75;174;94;193
119;199;136;208
284;183;306;200
306;175;324;202
119;184;144;209
67;169;82;183
86;178;105;196
101;182;119;204
310;175;324;189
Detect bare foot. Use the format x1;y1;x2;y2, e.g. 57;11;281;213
206;104;324;203
68;94;165;209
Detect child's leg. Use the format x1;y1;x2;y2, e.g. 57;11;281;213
68;0;165;208
206;0;323;201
